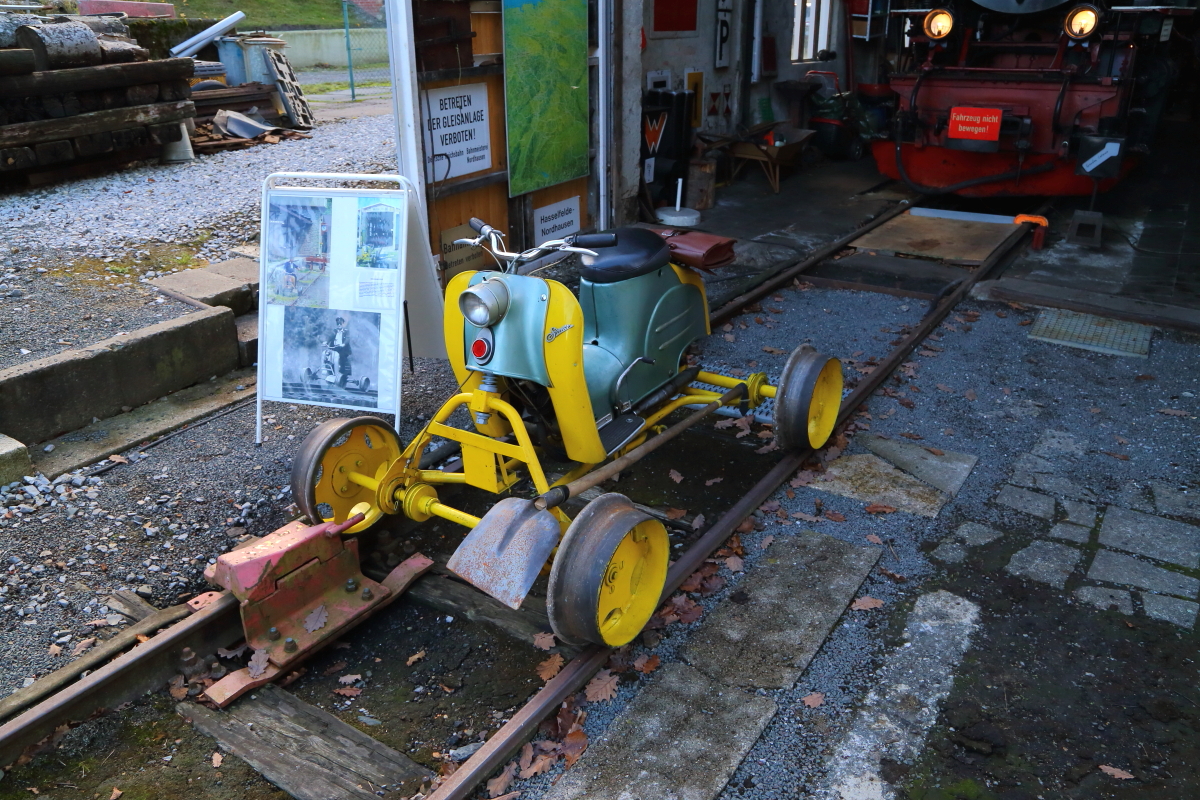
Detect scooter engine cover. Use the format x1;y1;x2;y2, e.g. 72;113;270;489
462;273;551;386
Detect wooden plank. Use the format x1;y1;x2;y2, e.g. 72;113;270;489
0;100;193;148
0;58;194;99
980;278;1200;333
0;50;35;78
800;273;938;300
836;252;968;283
182;684;431;800
852;210;1019;265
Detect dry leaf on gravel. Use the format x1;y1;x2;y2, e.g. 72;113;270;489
533;632;556;651
1114;435;1129;445
824;511;846;522
865;534;883;544
304;604;329;633
762;346;787;355
562;728;588;767
669;469;684;483
879;567;907;582
705;477;723;486
864;503;897;514
898;398;916;409
520;752;557;779
801;692;824;708
72;638;96;656
212;752;223;768
1019;319;1032;326
760;535;774;549
338;674;361;685
665;507;688;520
1159;409;1188;417
47;644;61;657
1103;451;1130;461
1099;765;1135;780
691;513;706;531
791;511;820;523
963;389;977;401
406;650;426;665
725;556;744;572
247;649;270;679
733;416;754;438
537;654;565;682
486;762;517;798
899;432;923;440
633;654;661;674
108;455;129;465
936;384;954;393
585;669;619;702
924;447;945;456
851;596;884;611
1135;374;1155;381
724;334;736;342
217;644;248;660
333;687;361;697
110;789;123;800
322;661;347;676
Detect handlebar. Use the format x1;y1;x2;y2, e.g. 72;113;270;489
571;232;618;248
455;219;619;273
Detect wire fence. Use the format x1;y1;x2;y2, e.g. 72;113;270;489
342;0;392;94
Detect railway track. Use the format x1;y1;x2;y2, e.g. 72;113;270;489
0;194;1045;798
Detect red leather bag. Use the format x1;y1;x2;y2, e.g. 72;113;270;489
646;227;737;271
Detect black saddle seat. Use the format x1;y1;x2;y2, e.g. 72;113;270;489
580;227;671;284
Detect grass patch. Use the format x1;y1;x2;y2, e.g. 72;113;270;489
303;79;392;95
176;0;375;30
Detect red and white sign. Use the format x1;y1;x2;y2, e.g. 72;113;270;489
948;107;1002;141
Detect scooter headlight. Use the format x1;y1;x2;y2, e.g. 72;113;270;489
923;8;954;40
459;278;510;328
1064;5;1099;39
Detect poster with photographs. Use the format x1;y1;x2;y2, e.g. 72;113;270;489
257;178;446;422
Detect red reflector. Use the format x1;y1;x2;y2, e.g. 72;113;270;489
471;338;488;359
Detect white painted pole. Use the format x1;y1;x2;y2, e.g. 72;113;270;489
383;0;427;195
596;0;612;230
675;178;683;211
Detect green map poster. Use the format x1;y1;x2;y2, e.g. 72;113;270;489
503;0;589;197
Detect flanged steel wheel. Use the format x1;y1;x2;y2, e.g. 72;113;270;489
291;416;401;534
774;345;843;450
547;493;670;647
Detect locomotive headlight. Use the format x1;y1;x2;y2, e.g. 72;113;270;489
1064;5;1099;39
459;278;510;328
923;9;954;40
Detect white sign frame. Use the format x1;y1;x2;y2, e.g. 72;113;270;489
256;172;446;443
421;82;492;183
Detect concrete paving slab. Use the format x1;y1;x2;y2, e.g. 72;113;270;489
812;454;948;518
1141;594;1198;630
683;531;880;690
1098;506;1200;568
1048;522;1091;544
1061;499;1097;527
0;434;32;485
205;257;260;290
1073;586;1133;614
1013;452;1056;474
151;269;254;315
956;522;1001;547
1150;481;1200;520
1116;482;1156;513
858;435;978;496
1087;550;1200;598
543;663;777;800
995;485;1056;519
931;541;967;564
1029;473;1098;502
1031;429;1085;458
819;592;980;800
1005;541;1082;588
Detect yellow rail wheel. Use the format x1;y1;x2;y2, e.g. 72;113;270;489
774;345;844;450
291;417;401;534
547;493;669;647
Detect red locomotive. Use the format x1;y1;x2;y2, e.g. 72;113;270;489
874;0;1196;196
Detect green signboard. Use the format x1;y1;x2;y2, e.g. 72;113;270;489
503;0;589;197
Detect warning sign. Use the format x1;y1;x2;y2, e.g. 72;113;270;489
948;107;1001;141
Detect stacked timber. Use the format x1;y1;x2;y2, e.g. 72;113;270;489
0;12;195;176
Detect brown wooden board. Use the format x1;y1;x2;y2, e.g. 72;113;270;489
0;100;193;148
851;211;1019;265
182;684;431;799
0;58;193;99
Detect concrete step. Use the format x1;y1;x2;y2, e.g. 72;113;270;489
236;311;258;367
149;257;259;315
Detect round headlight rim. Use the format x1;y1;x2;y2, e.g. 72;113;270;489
923;8;955;40
459;277;510;328
1064;4;1100;40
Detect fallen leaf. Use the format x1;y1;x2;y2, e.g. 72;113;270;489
665;507;688;520
824;511;846;522
918;349;939;358
108;455;129;465
725;555;744;572
936;384;954;393
217;644;248;660
865;534;883;544
755;440;780;454
304;604;329;633
406;649;426;666
714;418;737;430
1114;435;1129;445
212;752;223;768
1102;451;1130;461
520;752;557;779
733;416;754;438
996;311;1007;318
585;669;619;702
1134;374;1155;381
736;518;756;533
339;674;361;685
533;632;556;651
790;470;817;487
562;728;588;767
760;535;774;549
899;432;923;440
791;511;821;522
633;654;661;674
333;686;362;697
864;503;897;514
47;644;61;657
801;692;824;708
724;334;736;342
72;638;96;656
1158;409;1188;417
924;447;945;456
762;346;787;355
898;398;915;409
322;661;348;676
1099;765;1135;780
669;469;683;484
691;513;706;531
705;477;723;486
486;761;517;798
963;389;977;401
851;596;884;610
1019;319;1032;326
110;789;123;800
247;649;270;679
1089;407;1101;414
879;567;907;582
537;654;565;682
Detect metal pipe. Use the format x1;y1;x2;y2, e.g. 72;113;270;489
596;0;611;229
342;0;357;101
169;11;245;58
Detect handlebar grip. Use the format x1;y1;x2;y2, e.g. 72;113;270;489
468;217;488;234
574;233;618;248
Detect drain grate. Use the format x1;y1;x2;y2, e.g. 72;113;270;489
1027;308;1152;357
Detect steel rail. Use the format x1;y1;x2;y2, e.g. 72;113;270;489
426;208;1046;800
